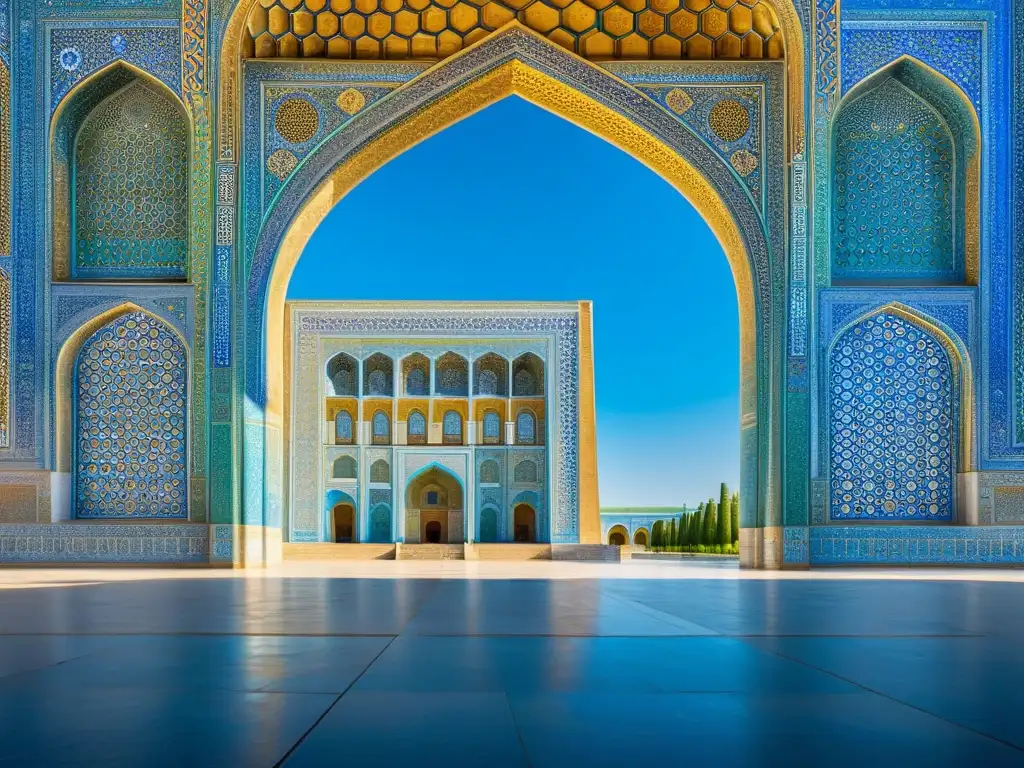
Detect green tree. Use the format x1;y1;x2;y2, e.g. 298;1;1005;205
651;520;664;549
668;518;677;551
692;503;704;549
731;492;740;546
703;499;717;550
678;514;689;550
718;483;731;550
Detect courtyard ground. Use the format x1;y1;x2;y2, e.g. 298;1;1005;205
0;560;1022;766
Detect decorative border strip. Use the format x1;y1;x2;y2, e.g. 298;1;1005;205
0;523;209;563
810;525;1024;565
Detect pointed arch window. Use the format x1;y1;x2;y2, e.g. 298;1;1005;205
482;411;502;445
408;410;426;445
515;411;536;445
372;410;390;445
334;410;354;444
442;410;463;445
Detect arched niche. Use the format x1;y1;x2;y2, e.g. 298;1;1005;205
474;353;508;397
332;454;357;479
831;57;980;286
326;352;358;396
63;307;188;519
479;458;501;485
826;303;973;523
512;353;544;397
402;353;430;396
370;458;390;483
50;62;190;281
436;352;469;396
363;353;394;396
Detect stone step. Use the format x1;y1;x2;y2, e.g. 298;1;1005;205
396;543;465;560
282;543;396;560
465;543;552;560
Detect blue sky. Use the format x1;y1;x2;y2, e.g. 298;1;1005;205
288;96;739;506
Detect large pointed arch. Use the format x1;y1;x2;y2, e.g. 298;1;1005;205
830;55;980;286
248;26;784;564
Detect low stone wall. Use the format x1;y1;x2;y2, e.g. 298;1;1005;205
0;523;209;564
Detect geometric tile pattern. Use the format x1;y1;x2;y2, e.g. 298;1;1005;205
75;312;188;519
73;80;188;279
243;0;785;61
810;526;1024;565
833;78;955;282
829;312;954;521
0;524;209;564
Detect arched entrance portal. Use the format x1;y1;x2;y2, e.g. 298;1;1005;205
405;465;465;544
633;530;649;550
513;504;536;543
332;504;355;543
243;25;787;568
608;525;629;546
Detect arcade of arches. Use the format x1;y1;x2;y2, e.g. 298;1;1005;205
0;0;1019;570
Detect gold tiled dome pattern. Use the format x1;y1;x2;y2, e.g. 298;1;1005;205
243;0;784;60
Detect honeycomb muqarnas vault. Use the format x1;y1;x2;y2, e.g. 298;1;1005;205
0;0;1023;568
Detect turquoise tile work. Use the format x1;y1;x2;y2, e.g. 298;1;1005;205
810;526;1024;565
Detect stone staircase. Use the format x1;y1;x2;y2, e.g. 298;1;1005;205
396;543;465;560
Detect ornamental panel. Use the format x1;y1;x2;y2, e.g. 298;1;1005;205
73;80;188;279
243;0;784;61
75;312;188;518
829;312;954;522
832;78;955;282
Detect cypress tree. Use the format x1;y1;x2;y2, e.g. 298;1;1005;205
692;503;704;549
718;483;731;550
668;518;677;551
703;499;717;550
731;492;740;545
678;515;688;549
651;520;663;549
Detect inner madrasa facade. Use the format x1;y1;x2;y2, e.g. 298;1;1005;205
0;0;1022;568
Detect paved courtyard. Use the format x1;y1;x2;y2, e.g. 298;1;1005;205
0;560;1022;767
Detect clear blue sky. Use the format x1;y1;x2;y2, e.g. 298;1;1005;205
288;96;739;506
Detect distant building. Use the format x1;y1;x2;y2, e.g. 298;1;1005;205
600;507;690;549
